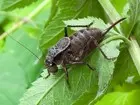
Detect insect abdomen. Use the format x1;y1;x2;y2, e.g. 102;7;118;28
67;28;102;61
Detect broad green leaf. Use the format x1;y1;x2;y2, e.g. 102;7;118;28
110;0;127;14
111;49;140;86
0;0;37;10
114;83;140;92
3;0;51;32
72;86;98;105
0;29;43;105
94;90;140;105
19;65;96;105
0;52;27;105
0;1;51;104
5;29;42;81
132;20;140;45
19;50;115;105
94;53;114;100
63;17;118;35
39;0;106;54
122;0;140;37
72;51;115;105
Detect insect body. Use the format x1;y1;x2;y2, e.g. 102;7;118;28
45;18;126;80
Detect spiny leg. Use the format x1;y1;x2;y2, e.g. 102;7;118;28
93;38;114;60
62;64;69;84
70;61;95;71
64;22;93;37
44;70;50;79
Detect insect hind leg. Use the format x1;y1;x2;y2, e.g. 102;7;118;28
93;38;115;60
64;22;93;37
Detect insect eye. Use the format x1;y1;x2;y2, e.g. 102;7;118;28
45;60;53;66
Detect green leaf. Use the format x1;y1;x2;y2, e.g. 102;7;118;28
19;65;96;105
128;37;140;76
94;53;114;99
72;51;116;105
114;83;140;92
94;90;140;105
72;40;121;105
0;53;27;105
72;85;98;105
110;0;127;14
132;20;140;45
98;0;121;24
0;0;37;10
111;49;140;86
0;28;43;105
39;0;106;53
63;17;118;35
122;0;140;37
0;1;51;104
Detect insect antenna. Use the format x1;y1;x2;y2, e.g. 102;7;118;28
102;18;126;36
9;35;40;60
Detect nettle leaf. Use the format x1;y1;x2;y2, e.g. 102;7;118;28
5;29;42;83
111;49;140;86
72;86;98;105
94;54;114;100
95;90;140;105
0;1;51;104
110;0;127;14
0;53;27;105
20;66;96;105
72;51;115;105
122;0;140;37
63;17;117;34
20;17;123;105
0;0;37;10
132;19;140;45
39;0;105;53
0;29;42;105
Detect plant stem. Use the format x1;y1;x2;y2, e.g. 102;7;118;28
98;0;122;34
98;0;140;75
100;35;131;46
129;37;140;75
0;0;50;40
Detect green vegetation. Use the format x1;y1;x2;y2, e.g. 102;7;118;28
0;0;140;105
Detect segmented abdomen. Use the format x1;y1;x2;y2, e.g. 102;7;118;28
68;28;102;61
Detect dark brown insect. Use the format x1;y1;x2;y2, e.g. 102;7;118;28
45;18;126;81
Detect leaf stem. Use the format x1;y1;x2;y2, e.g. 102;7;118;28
100;35;131;46
98;0;140;75
98;0;123;34
0;0;50;40
129;37;140;75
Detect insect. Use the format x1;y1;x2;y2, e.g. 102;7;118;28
45;18;126;81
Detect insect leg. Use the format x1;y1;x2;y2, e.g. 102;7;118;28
93;39;114;60
62;64;69;82
64;22;93;37
44;70;50;79
70;61;95;71
64;26;68;37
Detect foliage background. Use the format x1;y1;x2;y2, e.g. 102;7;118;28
0;0;140;105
